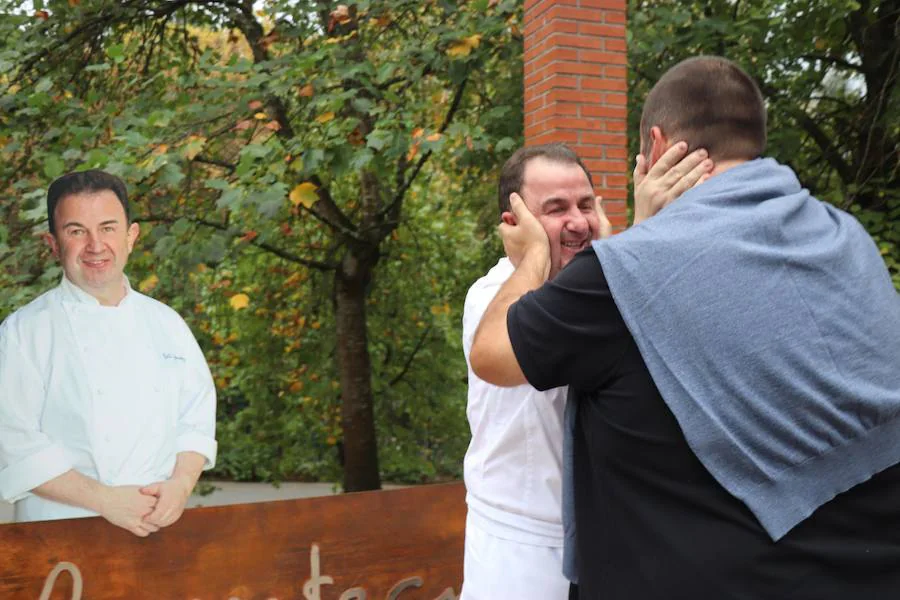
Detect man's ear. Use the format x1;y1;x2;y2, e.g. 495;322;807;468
126;222;140;252
44;232;60;258
648;126;669;167
501;211;517;226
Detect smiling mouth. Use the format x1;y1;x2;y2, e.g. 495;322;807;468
562;240;589;251
82;259;110;268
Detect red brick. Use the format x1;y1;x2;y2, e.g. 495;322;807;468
606;174;629;187
555;61;603;76
605;38;627;52
584;159;628;172
546;33;604;50
530;105;556;124
525;0;556;22
605;10;627;24
547;6;604;23
605;65;627;79
605;93;627;106
530;130;580;145
580;132;627;145
531;75;580;96
528;47;580;74
524;95;545;114
552;102;581;116
597;189;628;201
550;117;605;131
575;145;606;158
547;88;605;105
580;75;627;92
574;50;628;65
578;23;626;38
605;146;628;159
579;0;626;9
581;105;627;118
603;119;628;132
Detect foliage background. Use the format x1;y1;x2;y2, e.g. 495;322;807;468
0;0;896;486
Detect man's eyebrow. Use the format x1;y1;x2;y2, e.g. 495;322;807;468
62;219;120;229
540;197;567;208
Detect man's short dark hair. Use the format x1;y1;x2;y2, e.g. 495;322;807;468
640;56;767;161
497;143;594;217
47;169;130;234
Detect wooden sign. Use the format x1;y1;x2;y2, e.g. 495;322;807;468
0;482;466;600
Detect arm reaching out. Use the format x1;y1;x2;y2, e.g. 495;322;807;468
470;193;550;387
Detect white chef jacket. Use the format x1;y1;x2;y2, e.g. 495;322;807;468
0;276;217;522
462;258;566;546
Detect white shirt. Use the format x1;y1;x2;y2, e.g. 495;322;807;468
0;276;217;522
462;258;566;545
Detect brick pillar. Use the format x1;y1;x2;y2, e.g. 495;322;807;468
523;0;629;230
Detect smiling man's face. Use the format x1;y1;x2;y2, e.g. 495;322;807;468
520;156;600;279
46;190;139;305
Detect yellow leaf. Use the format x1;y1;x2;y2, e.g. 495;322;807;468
253;112;268;120
138;274;159;293
289;182;319;208
152;144;168;155
447;34;481;57
412;127;424;139
229;293;250;310
426;133;442;142
298;83;315;97
315;111;335;124
180;135;206;160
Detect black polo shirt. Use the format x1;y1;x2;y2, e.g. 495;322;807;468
508;249;900;599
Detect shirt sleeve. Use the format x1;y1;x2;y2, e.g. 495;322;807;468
0;326;74;502
507;249;630;393
173;319;218;469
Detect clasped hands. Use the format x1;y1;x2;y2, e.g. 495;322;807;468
100;476;193;537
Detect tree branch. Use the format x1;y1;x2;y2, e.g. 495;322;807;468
139;213;335;270
388;324;432;387
381;75;470;222
800;53;864;73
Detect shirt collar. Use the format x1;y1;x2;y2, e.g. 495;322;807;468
59;274;133;307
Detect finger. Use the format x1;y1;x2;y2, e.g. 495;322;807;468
140;484;161;496
646;141;691;179
142;520;161;533
508;192;528;219
694;172;712;187
131;525;150;538
660;148;710;188
668;158;714;199
633;155;647;187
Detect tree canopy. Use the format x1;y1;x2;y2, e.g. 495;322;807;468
0;0;895;490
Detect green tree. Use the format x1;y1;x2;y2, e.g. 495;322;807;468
629;0;899;287
0;0;522;489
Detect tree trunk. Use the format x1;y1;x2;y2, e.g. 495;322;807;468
334;250;382;492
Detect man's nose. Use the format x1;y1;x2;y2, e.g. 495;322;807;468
566;208;589;232
85;233;104;252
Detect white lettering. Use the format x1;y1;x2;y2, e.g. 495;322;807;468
303;543;335;600
39;561;83;600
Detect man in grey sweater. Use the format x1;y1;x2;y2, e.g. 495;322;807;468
470;56;900;599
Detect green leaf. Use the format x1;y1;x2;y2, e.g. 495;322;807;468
43;155;65;179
